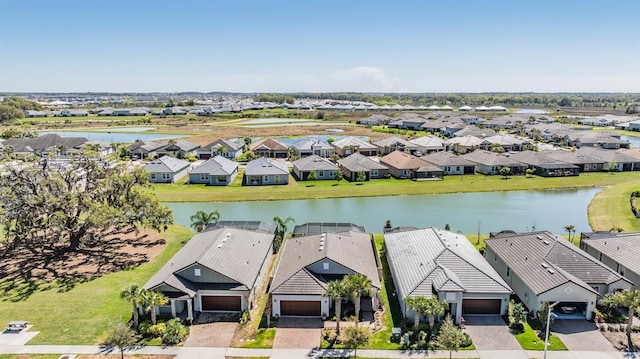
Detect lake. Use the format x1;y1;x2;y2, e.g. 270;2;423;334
165;187;601;235
622;135;640;148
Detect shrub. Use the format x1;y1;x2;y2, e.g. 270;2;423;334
148;323;166;337
162;318;188;345
460;332;473;348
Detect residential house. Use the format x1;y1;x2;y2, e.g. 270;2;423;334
421;151;476;175
575;147;639;171
143;223;275;318
250;138;289;159
1;134;91;157
564;132;630;149
507;151;579;177
129;140;165;159
162;106;189;115
145;155;190;183
380;151;444;180
385;227;512;324
331;136;378;157
289;138;334;158
291;222;367;237
453;126;497;139
627;119;640;132
580;232;640;289
483;115;521;130
525;123;574;143
189;155;239;186
292;155;339;181
481;134;531;152
542;149;605;173
244;157;289;185
56;109;88;117
462;150;527;175
485;231;634;319
156;140;200;158
337;153;389;181
197;139;244;160
270;230;380;318
372;136;419;155
387;113;427;130
356;114;392;126
410;135;450;154
23;110;47;117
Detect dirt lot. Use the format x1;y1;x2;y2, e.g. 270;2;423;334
600;328;640;352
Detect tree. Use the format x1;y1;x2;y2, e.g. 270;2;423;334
307;170;317;184
611;289;640;351
273;215;294;253
423;296;449;330
607;161;618;173
525;168;536;178
103;322;139;359
120;284;144;329
334;170;344;184
142;290;168;325
0;154;173;251
498;166;511;179
0;104;24;123
405;296;428;330
537;301;555;338
356;171;366;183
323;280;346;335
243;137;252;148
344;274;372;326
190;209;220;232
508;300;527;330
437;314;465;359
214;145;228;157
341;322;370;358
563;225;576;243
489;143;505;153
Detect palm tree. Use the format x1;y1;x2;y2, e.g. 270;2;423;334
423;296;449;330
405;296;428;330
190;209;220;232
563;225;576;243
323;280;346;335
273;215;294;253
612;289;640;351
142;290;168;325
120;284;144;329
344;274;372;326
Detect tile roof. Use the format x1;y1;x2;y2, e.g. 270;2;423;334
145;155;190;173
190;155;238;175
581;232;640;277
290;138;333;151
422;151;476;167
144;226;274;296
3;134;90;153
201;138;244;151
245;157;289;176
410;135;449;149
541;149;604;165
293;155;338;172
462;150;525;166
485;231;630;296
250;138;288;152
373;136;418;150
380;151;437;170
332;136;377;150
270;231;380;295
384;228;511;299
337;153;388;172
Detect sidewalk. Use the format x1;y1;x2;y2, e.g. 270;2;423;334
0;344;637;359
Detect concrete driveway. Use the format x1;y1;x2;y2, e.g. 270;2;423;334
183;322;238;347
463;315;521;350
273;317;322;349
552;319;615;351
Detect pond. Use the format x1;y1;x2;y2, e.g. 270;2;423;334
165;187;602;235
621;135;640;148
39;130;186;143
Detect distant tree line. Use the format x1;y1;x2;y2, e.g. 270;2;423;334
253;93;295;104
0;96;43;123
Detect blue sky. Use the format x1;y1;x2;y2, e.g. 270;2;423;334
1;0;639;93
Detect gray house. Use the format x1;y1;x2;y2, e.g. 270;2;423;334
421;151;476;175
270;230;381;318
462;150;527;175
485;231;634;319
290;138;334;158
197;139;244;160
410;135;450;154
156;140;201;158
385;228;512;324
130;140;165;159
145;155;190;183
244;157;289;186
580;232;640;289
189;155;239;186
508;151;579;177
292;155;339;180
372;136;419;155
144;224;275;318
337;153;389;181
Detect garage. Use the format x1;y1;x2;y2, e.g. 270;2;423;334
201;295;241;311
280;300;321;316
462;299;502;315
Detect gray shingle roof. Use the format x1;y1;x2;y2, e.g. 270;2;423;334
245;157;289;175
485;231;629;296
2;134;90;153
384;228;511;299
250;138;288;152
270;231;381;295
372;136;418;150
422;151;476;167
293;155;338;172
144;226;274;296
190;155;238;175
332;136;377;150
338;153;388;172
290;138;333;151
145;155;190;173
462;150;525;166
201;138;244;151
581;232;640;277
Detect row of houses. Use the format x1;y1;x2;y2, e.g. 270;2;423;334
143;221;639;325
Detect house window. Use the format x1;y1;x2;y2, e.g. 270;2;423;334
592;285;600;293
403;169;409;176
194;268;201;277
507;267;510;277
162;173;170;179
200;174;208;181
617;264;625;276
494;253;497;262
456;166;460;171
150;173;156;179
371;169;378;177
263;175;269;182
323;262;329;270
599;253;603;261
217;176;227;183
329;171;334;177
318;171;324;177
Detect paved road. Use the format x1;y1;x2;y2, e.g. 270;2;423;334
0;344;638;359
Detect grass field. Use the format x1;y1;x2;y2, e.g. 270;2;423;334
514;321;567;351
0;226;193;345
588;179;640;232
154;171;640;203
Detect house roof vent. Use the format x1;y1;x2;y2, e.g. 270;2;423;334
537;235;543;240
543;240;550;245
548;268;555;274
217;243;223;248
541;263;549;268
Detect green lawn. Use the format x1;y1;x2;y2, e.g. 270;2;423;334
239;328;276;348
154;171;640;203
0;225;193;345
514;322;567;351
588;179;640;232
